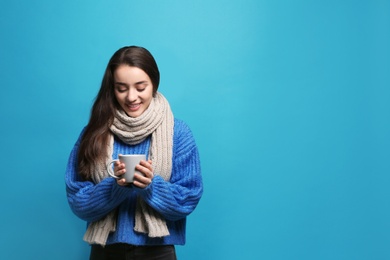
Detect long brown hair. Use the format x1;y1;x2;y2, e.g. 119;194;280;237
78;46;160;180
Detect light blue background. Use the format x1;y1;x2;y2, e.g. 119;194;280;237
1;0;389;259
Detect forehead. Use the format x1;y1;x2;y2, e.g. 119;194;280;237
114;65;150;82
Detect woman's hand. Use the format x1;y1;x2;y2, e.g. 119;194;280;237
133;159;154;189
114;157;154;188
114;160;128;186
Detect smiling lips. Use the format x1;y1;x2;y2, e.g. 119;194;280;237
126;103;141;111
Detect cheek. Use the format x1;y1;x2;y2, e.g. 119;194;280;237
145;89;154;105
114;92;125;103
144;96;153;107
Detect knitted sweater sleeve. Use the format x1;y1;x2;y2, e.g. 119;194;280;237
137;119;203;221
65;130;132;223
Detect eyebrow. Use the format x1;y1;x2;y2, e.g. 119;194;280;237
134;81;148;86
114;81;128;87
114;81;148;86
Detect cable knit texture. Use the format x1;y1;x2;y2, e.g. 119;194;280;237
65;118;203;246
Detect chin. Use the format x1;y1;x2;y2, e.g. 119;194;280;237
126;111;142;118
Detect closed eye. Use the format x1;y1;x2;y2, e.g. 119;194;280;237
114;83;128;93
135;81;148;92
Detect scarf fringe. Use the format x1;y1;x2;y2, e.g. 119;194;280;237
134;198;170;237
83;211;117;245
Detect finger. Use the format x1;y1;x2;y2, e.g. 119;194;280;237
133;177;152;189
133;173;153;186
114;163;126;174
116;169;126;176
117;178;127;186
114;162;125;169
139;160;153;171
136;167;153;179
133;173;145;182
137;163;153;177
132;181;145;189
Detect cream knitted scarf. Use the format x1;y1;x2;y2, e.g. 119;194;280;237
83;92;174;245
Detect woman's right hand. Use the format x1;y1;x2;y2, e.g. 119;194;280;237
113;159;128;186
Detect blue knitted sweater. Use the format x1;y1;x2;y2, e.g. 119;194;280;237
65;118;203;246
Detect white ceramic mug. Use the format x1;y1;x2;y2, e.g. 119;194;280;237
107;154;146;183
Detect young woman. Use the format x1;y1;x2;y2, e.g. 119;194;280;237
65;46;203;260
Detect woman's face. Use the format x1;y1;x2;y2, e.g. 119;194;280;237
113;65;154;118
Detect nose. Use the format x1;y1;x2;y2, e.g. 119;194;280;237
126;88;137;102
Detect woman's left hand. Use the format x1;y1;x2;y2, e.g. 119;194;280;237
133;159;154;189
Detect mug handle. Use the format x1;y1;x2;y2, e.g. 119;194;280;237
106;160;120;179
